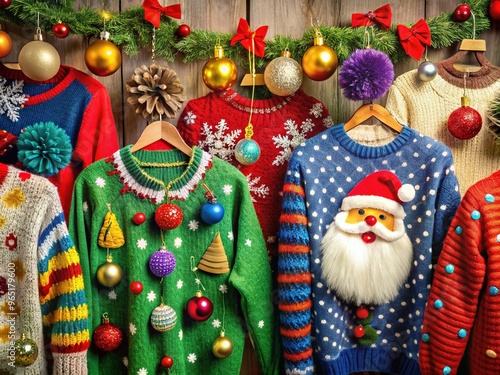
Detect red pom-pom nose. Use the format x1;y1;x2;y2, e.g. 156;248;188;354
364;215;377;226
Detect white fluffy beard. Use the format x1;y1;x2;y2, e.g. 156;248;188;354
320;222;413;306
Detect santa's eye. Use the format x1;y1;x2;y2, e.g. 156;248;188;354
379;214;386;220
358;209;365;215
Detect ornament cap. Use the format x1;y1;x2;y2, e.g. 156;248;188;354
100;31;110;40
214;45;224;59
33;28;43;41
281;49;292;58
314;36;324;46
461;95;471;107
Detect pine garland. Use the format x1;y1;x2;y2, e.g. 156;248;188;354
0;0;492;65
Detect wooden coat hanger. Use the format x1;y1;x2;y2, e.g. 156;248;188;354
344;103;403;133
130;119;192;156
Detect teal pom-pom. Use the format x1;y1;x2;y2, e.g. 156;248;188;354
17;122;72;177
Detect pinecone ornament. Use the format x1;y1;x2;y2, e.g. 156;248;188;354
126;64;186;119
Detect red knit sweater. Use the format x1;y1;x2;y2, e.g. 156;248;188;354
420;169;500;375
177;89;332;259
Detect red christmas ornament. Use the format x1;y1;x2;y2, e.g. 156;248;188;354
155;203;183;230
93;314;123;352
130;281;144;295
356;306;369;320
448;96;482;140
186;291;214;322
177;24;191;37
454;4;471;22
161;355;174;369
361;231;376;244
353;325;365;338
52;22;70;38
133;212;147;225
0;0;11;9
490;1;500;21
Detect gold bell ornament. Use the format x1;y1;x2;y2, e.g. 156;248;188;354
85;31;122;77
14;333;38;367
202;43;238;91
301;28;338;81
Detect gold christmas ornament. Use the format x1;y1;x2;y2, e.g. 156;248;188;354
0;27;12;58
14;333;39;367
264;49;303;96
97;256;123;287
197;232;230;274
212;331;234;359
126;63;186;119
301;29;338;81
202;44;238;91
18;27;60;81
85;31;122;77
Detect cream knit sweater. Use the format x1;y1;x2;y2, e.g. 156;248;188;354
386;53;500;195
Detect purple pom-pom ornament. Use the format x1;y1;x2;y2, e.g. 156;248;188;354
149;246;176;278
339;49;394;102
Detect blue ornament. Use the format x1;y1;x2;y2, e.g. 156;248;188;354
200;183;224;224
149;246;176;278
17;122;72;177
234;138;260;165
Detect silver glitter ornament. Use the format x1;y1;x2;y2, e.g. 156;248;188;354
264;50;303;96
418;60;437;82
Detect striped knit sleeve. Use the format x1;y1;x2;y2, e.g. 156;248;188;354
38;183;90;375
278;156;313;375
419;182;487;375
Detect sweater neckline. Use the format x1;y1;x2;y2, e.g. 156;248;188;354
215;88;297;112
0;63;76;105
108;145;213;204
333;124;413;158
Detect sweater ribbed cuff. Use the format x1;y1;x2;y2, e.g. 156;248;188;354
52;350;87;375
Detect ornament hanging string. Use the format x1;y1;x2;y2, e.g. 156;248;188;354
244;37;256;141
190;256;207;291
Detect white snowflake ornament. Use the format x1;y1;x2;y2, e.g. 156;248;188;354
0;78;28;122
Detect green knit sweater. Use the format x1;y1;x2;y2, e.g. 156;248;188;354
68;145;280;375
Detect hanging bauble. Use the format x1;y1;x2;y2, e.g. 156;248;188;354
18;27;60;81
202;44;238;91
0;27;12;58
161;355;174;369
200;184;224;225
151;303;177;332
212;331;234;359
14;333;38;367
417;59;438;82
301;32;338;81
448;96;482;140
130;281;143;295
93;313;123;352
155;203;183;230
85;31;122;77
264;49;303;96
454;4;472;22
52;21;70;39
491;0;500;21
149;246;176;278
177;24;191;37
133;212;146;225
234;138;260;166
0;0;11;8
96;256;123;287
186;291;214;322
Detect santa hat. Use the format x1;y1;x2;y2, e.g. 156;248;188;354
340;170;415;219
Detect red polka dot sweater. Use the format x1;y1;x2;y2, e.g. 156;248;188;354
420;169;500;375
177;89;332;259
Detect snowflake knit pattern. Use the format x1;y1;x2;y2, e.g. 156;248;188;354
0;63;119;218
177;88;333;260
278;124;461;375
385;57;500;195
0;163;89;375
69;146;280;375
420;169;500;375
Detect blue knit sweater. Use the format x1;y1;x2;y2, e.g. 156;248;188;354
278;124;461;375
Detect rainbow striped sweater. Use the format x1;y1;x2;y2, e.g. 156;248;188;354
278;124;461;375
0;163;89;374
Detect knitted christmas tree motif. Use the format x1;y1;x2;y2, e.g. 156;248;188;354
353;306;378;345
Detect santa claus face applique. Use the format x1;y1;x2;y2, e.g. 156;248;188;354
320;170;415;306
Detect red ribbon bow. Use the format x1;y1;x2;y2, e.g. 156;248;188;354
351;4;392;30
230;18;268;58
142;0;181;28
397;19;431;60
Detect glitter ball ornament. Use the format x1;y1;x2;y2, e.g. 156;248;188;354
302;32;338;81
448;96;483;140
418;60;437;82
93;314;123;352
19;27;60;81
151;303;177;332
149;246;176;278
202;44;238;91
212;332;234;359
0;28;12;58
52;21;70;38
85;31;122;77
14;333;38;367
96;256;123;287
234;138;261;166
264;50;303;96
186;291;214;322
155;203;183;230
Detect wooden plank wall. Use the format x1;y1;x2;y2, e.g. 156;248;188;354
1;1;499;374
